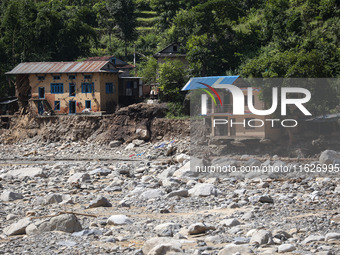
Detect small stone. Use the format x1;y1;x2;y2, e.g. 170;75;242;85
175;154;190;163
109;140;123;147
72;229;102;236
26;211;36;217
242;212;253;221
88;196;112;208
166;189;189;198
132;139;144;146
233;237;250;244
125;143;135;150
44;194;63;205
67;172;90;183
259;195;274;203
6;214;17;220
188;223;215;235
219;218;241;227
218;244;252;255
89;168;111;176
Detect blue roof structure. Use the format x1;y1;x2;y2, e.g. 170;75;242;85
181;76;239;91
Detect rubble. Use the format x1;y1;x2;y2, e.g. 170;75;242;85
0;130;339;254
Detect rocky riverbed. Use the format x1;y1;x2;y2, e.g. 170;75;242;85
0;139;340;254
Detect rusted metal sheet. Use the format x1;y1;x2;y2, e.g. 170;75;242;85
5;61;116;74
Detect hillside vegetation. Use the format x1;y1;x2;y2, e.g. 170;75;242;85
0;0;339;98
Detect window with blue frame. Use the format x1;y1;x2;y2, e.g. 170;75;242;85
84;74;92;79
105;83;114;94
85;100;91;109
53;75;61;80
69;83;76;97
38;76;45;81
54;101;61;111
51;83;64;94
81;82;94;93
68;75;76;80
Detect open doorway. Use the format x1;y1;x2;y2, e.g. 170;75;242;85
69;101;76;114
38;87;45;99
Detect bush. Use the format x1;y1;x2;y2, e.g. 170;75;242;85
166;102;188;119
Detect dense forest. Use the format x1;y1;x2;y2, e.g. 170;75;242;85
0;0;339;101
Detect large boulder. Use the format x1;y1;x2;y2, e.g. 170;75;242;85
154;223;181;237
189;183;220;197
175;154;190;163
325;232;340;241
173;162;198;178
5;167;46;178
3;218;31;236
26;214;82;235
1;190;24;202
142;237;182;255
136;127;150;141
107;215;133;225
250;229;272;245
301;235;325;245
140;189;165;200
188;223;215;235
278;244;296;253
218;244;252;255
319;150;340;165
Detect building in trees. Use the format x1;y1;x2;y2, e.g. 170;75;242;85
154;42;188;67
6;57;142;115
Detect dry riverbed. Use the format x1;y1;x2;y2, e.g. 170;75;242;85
0;140;339;254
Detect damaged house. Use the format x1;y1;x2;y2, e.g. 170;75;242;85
6;57;142;115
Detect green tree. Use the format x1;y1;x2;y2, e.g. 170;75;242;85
139;57;158;85
106;0;137;57
157;59;188;102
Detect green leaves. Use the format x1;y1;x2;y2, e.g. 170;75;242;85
157;59;188;102
106;0;137;57
139;57;158;85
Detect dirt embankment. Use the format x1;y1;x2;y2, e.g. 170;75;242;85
0;103;190;144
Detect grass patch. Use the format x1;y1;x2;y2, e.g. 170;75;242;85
136;27;155;31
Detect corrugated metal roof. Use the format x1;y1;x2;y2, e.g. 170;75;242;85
182;76;239;91
0;98;18;104
5;61;117;74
